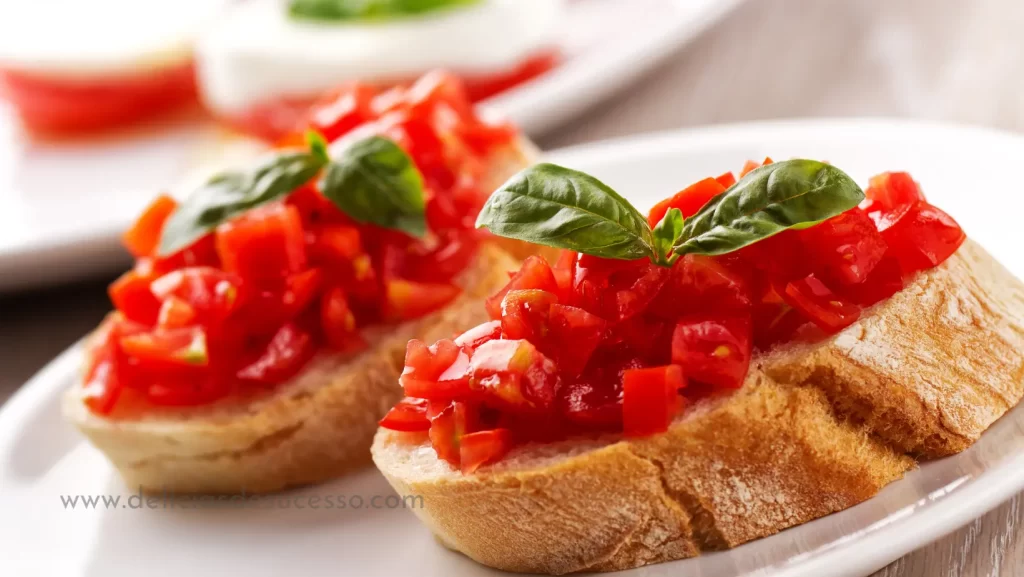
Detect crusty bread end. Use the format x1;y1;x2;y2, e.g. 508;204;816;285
63;138;537;494
372;239;1024;574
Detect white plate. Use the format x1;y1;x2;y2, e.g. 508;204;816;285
0;0;743;292
5;119;1024;577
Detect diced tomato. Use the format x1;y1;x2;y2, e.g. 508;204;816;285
877;202;966;277
305;82;377;142
459;429;513;474
545;304;607;376
287;184;343;225
782;274;862;333
321;285;362;351
81;335;122;415
469;339;559;413
119;326;209;367
485;256;558;319
150;267;243;327
864;172;925;212
739;157;773;178
236;323;317;385
150;233;220;274
157;297;197;329
122;195;177;258
403;339;463;381
613;262;670;322
551;250;577;303
500;289;557;341
216;203;307;287
454;320;502;350
109;265;162;326
735;229;810;282
307;224;363;265
751;281;806;350
558;356;643;428
836;254;905;306
715;171;737;188
400;339;472;399
622;365;685;437
798;208;887;285
428;401;476;466
647;177;726;228
385;279;461;320
650;254;752;320
403;230;481;284
379;397;431;432
671;316;751;389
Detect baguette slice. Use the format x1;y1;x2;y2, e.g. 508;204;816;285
372;239;1024;574
63;138;538;495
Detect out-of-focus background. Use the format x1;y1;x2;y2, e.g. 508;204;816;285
2;1;1023;574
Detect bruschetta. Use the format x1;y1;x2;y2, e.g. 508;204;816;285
372;160;1024;573
62;72;540;494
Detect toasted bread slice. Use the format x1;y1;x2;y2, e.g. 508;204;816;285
371;239;1024;574
63;139;537;495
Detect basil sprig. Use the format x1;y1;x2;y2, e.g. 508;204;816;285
474;163;656;261
476;160;865;266
158;133;427;256
320;136;426;238
289;0;479;22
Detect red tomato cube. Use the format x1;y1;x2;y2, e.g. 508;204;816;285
469;339;559;413
671;316;752;389
385;279;461;321
484;256;559;320
500;289;557;341
459;428;513;474
235;323;317;385
545;304;608;376
647;177;726;228
878;201;966;277
622;365;685;437
781;274;862;333
122;194;177;258
215;203;307;287
379;397;431;432
798;208;887;285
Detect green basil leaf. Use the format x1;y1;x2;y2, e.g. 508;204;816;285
320;136;427;238
476;163;655;260
651;207;684;266
673;159;864;257
289;0;479;22
307;130;330;164
158;151;324;256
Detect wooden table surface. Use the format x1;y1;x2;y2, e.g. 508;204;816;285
2;0;1023;574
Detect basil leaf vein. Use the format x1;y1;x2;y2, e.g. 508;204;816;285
673;160;865;256
476;163;655;260
158;151;325;256
320;136;427;238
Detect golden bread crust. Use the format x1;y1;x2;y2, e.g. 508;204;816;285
372;239;1024;573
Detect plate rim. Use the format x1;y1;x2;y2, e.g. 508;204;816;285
5;118;1024;577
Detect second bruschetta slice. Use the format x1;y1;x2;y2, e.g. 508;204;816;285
62;72;540;494
372;160;1024;573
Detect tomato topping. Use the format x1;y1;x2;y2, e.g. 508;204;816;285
671;317;752;389
216;203;307;287
647;177;726;228
782;275;862;333
391;163;967;467
108;265;162;326
459;429;513;474
500;289;558;341
119;326;209;367
90;73;515;413
122;195;178;258
485;256;558;320
877;202;966;277
385;279;461;320
864;172;925;213
379;397;431;432
798;208;887;285
622;365;685;437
